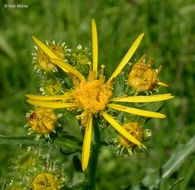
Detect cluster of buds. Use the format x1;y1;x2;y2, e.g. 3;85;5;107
28;39;92;138
114;55;169;153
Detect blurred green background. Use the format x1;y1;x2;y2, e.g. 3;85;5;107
0;0;195;189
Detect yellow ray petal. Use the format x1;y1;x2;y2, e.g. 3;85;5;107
32;36;59;59
101;111;141;146
110;94;174;103
108;33;144;83
91;19;98;80
27;99;76;109
82;115;93;171
107;104;166;118
157;82;169;87
25;92;72;101
51;58;86;82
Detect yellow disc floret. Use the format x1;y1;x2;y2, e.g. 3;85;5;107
73;79;112;114
119;123;143;148
33;173;61;190
128;55;162;92
27;107;56;134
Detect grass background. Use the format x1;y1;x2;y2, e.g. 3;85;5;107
0;0;195;189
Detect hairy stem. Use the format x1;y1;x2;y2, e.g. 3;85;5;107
0;134;81;151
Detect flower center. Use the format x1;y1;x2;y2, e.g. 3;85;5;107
73;80;112;114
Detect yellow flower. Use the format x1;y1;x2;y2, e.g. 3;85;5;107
27;107;57;134
33;173;61;190
128;54;169;92
26;19;173;171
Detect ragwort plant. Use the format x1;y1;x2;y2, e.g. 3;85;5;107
6;19;173;189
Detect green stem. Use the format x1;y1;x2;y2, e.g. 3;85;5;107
88;118;100;190
0;135;38;145
0;135;81;151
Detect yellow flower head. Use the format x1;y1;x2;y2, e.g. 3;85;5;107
33;173;61;190
26;19;173;171
128;54;169;92
27;107;56;134
119;122;143;148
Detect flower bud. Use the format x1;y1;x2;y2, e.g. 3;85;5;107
37;49;55;71
41;80;63;96
119;122;143;148
27;107;56;134
33;173;61;190
36;41;64;72
128;55;162;92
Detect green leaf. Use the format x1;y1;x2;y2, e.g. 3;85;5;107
142;168;160;189
54;137;81;151
179;160;195;190
168;177;184;190
142;135;195;189
162;135;195;178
